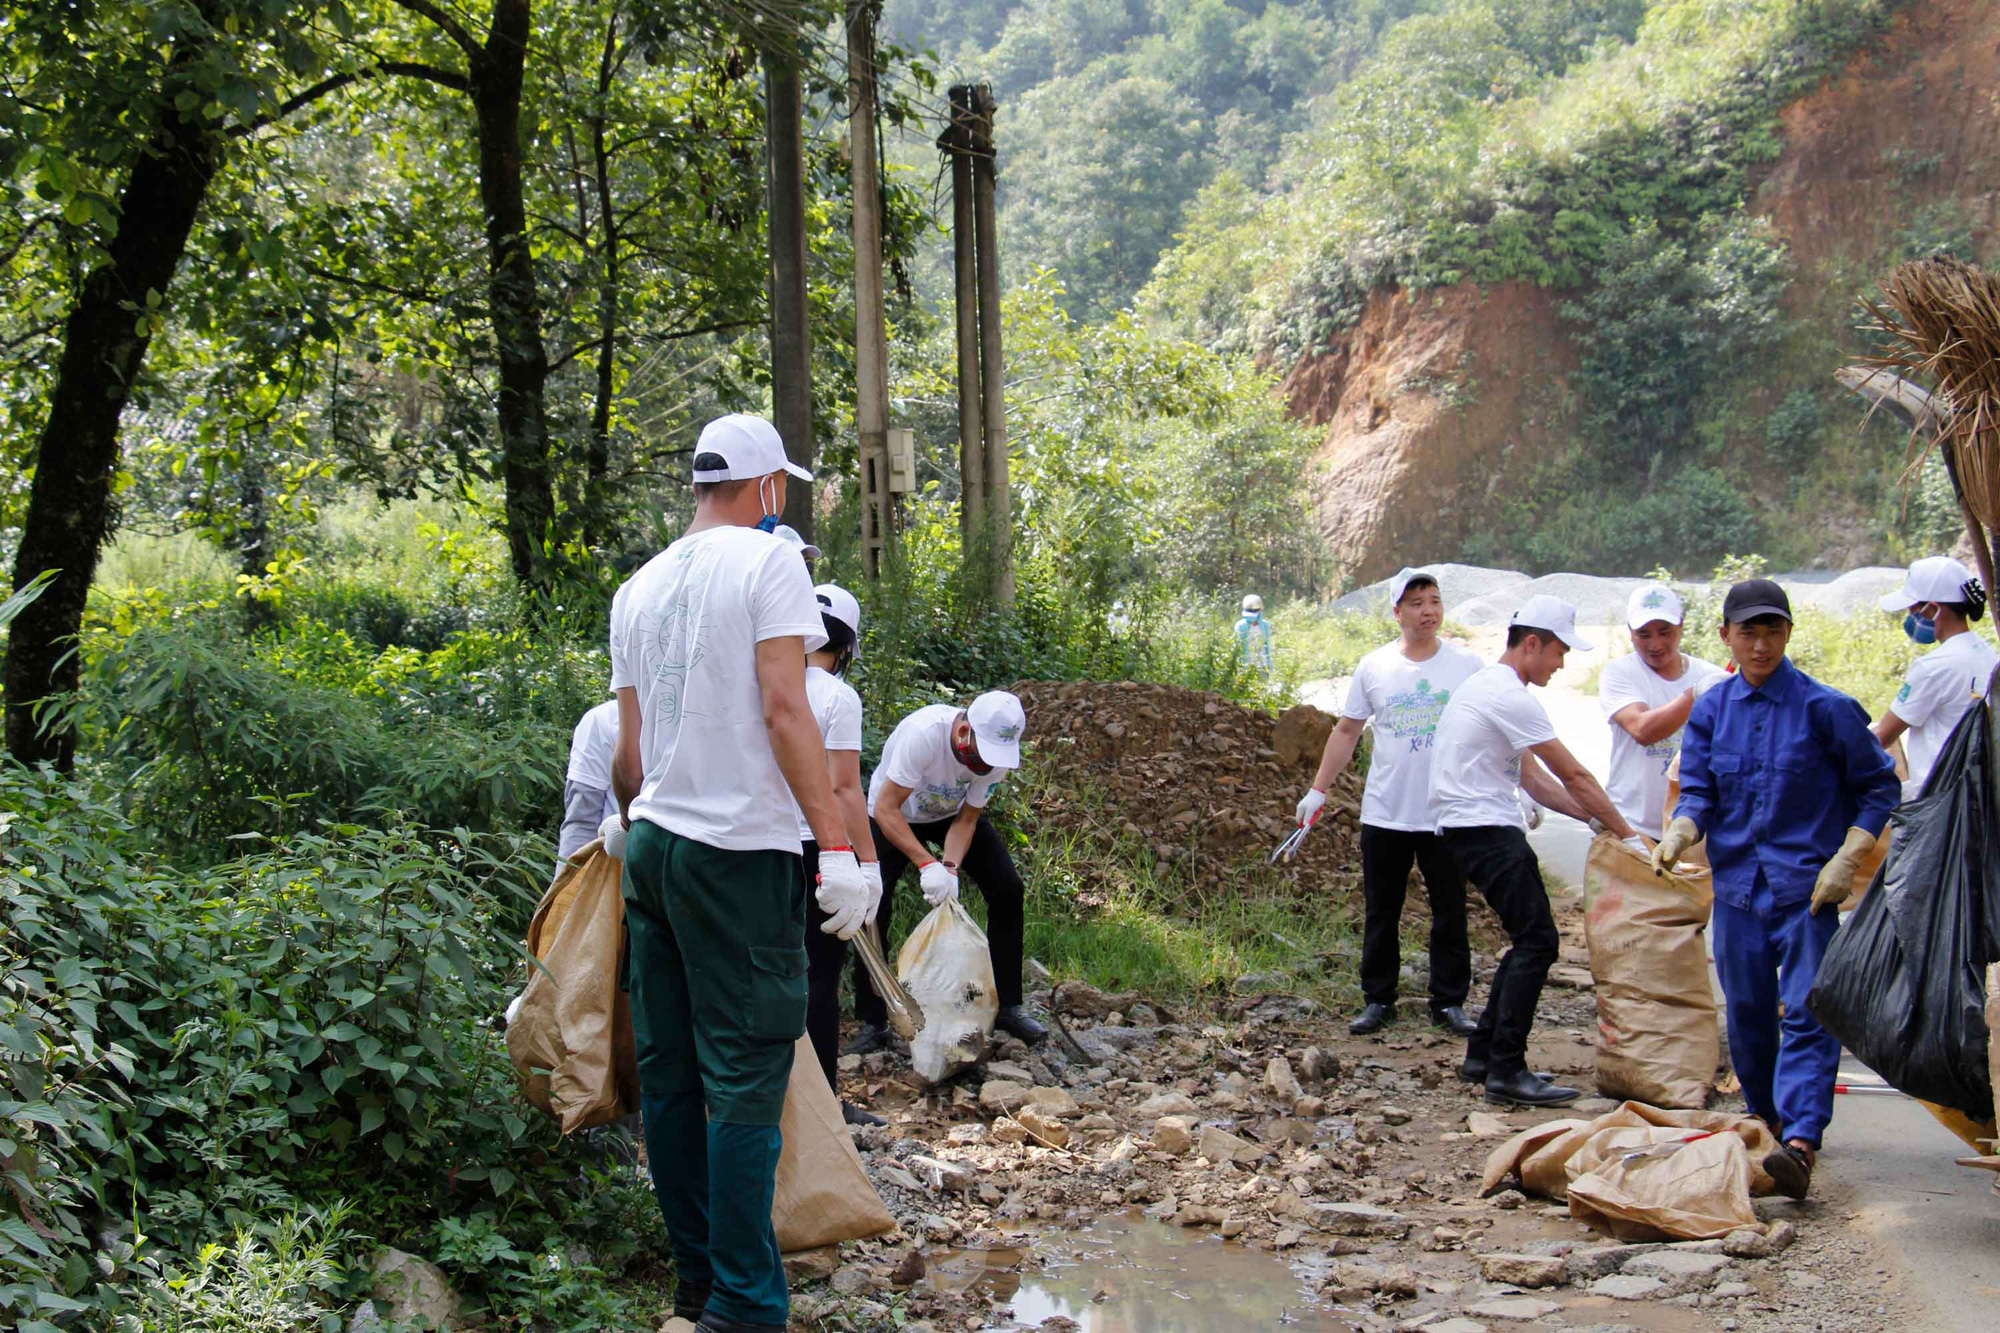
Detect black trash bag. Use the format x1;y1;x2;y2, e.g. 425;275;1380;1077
1806;686;2000;1121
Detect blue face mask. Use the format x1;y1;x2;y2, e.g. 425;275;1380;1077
755;514;781;533
1244;610;1260;621
1904;611;1937;645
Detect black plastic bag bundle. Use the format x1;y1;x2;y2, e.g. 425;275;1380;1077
1806;683;2000;1121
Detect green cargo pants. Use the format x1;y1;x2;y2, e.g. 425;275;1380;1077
624;819;807;1329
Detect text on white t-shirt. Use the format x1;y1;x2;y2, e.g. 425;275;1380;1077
1341;639;1485;832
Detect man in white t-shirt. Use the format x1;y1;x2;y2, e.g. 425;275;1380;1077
1431;595;1641;1108
1871;555;1998;799
557;698;622;868
1295;568;1483;1038
607;414;872;1333
1600;583;1730;839
846;691;1047;1052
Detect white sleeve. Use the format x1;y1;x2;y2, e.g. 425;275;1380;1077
877;725;928;794
1340;658;1374;721
607;584;635;691
823;686;863;752
749;542;829;649
1598;658;1646;720
1494;689;1558;752
964;772;1004;809
568;704;616;787
1891;656;1946;728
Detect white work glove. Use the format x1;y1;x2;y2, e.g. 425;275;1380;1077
1295;787;1327;829
1692;669;1724;699
861;860;884;925
1652;816;1701;876
1517;791;1543;831
816;849;870;940
919;859;960;907
598;812;628;861
1621;835;1651;857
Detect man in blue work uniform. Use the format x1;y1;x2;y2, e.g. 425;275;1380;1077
1654;578;1898;1199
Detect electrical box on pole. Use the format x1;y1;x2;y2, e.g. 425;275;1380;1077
886;428;916;494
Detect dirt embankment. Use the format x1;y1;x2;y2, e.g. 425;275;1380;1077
1288;0;2000;584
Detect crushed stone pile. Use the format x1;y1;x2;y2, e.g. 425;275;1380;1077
1008;679;1361;888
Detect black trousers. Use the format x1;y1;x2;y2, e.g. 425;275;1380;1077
852;811;1025;1026
1439;825;1560;1078
1358;824;1471;1008
799;841;850;1096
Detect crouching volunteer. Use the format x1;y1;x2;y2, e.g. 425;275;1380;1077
1600;582;1729;840
790;582;889;1128
1870;556;1996;800
557;697;622;872
1432;595;1643;1108
1296;568;1483;1038
608;413;872;1333
1655;578;1899;1198
845;691;1048;1053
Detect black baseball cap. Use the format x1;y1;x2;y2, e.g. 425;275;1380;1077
1723;578;1792;624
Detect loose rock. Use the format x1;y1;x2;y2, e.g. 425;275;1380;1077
1476;1253;1568;1288
1590;1274;1669;1300
1465;1296;1563;1321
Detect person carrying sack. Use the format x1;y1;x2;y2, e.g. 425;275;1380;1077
845;691;1047;1054
556;698;622;872
608;414;874;1333
1869;556;1996;801
787;582;888;1128
1431;595;1644;1108
1654;577;1900;1201
1295;568;1483;1038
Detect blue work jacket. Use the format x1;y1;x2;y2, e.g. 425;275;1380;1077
1675;658;1899;910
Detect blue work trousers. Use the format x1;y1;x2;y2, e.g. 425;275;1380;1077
1711;868;1840;1148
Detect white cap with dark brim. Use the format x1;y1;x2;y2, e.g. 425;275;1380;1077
1511;593;1595;652
690;413;812;483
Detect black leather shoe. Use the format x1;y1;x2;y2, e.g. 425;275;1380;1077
842;1022;889;1056
1484;1069;1582;1107
1763;1143;1814;1200
1458;1059;1558;1085
1430;1004;1479;1037
1348;1003;1394;1035
694;1315;783;1333
994;1004;1048;1045
672;1280;711;1322
841;1101;886;1127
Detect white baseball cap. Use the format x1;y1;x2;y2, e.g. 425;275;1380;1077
773;524;821;560
966;690;1026;769
1388;567;1440;607
1879;555;1977;611
1511;594;1595;652
813;582;860;656
690;413;812;483
1625;581;1685;630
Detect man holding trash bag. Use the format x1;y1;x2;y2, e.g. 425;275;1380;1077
1655;577;1899;1199
1296;568;1483;1038
845;691;1048;1053
609;413;872;1333
1432;595;1644;1108
1869;555;1996;800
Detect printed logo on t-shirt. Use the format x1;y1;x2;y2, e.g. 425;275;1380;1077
1381;679;1452;753
1645;734;1682;767
914;781;969;819
646;580;709;727
1896;680;1914;704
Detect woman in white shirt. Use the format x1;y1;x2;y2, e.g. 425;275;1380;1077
1871;556;1997;799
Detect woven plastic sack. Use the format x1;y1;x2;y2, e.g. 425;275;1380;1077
896;899;998;1083
1584;833;1718;1108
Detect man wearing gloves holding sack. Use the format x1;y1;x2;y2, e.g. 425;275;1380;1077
846;691;1048;1053
607;413;875;1333
1655;577;1899;1200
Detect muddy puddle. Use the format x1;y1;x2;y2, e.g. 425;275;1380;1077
926;1212;1364;1332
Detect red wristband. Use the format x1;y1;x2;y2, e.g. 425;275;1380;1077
820;845;853;854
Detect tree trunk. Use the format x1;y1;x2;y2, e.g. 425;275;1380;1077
475;0;561;589
585;14;619;531
4;88;221;771
765;53;815;539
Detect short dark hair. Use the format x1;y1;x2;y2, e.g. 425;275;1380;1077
1507;624;1554;649
1396;575;1439;605
819;611;856;660
691;452;758;502
1942;599;1987;622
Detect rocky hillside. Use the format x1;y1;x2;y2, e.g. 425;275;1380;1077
1286;0;2000;583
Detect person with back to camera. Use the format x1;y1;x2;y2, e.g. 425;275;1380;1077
1431;595;1645;1108
1654;577;1900;1200
1868;556;1996;800
1295;568;1483;1038
606;413;872;1333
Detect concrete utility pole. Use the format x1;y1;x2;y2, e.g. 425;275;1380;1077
765;52;814;539
944;85;985;554
848;1;892;578
969;84;1012;606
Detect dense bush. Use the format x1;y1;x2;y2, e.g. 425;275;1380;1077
1510;465;1765;576
0;768;662;1330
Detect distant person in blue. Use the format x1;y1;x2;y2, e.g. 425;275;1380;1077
1235;593;1273;675
1654;577;1898;1200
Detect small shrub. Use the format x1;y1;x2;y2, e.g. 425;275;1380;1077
1765;388;1824;466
